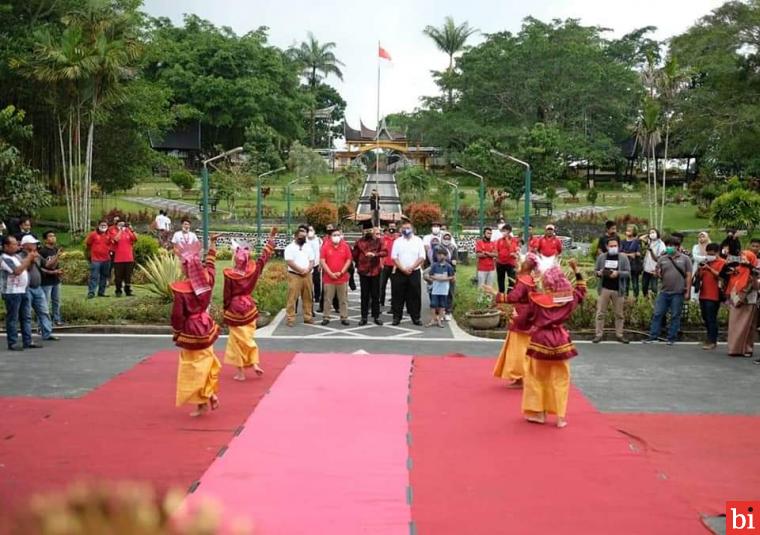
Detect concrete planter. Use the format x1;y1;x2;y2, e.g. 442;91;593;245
465;309;502;330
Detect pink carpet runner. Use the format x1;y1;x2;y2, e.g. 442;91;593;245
184;353;413;534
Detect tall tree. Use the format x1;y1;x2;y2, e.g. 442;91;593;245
18;0;142;234
635;96;662;227
288;33;344;147
423;16;477;106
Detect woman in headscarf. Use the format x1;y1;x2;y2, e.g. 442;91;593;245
489;253;539;388
521;260;585;428
724;250;759;357
691;231;711;301
171;234;221;417
223;228;277;381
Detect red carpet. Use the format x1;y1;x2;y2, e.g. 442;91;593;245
0;350;296;513
408;357;702;534
186;353;413;534
607;413;760;516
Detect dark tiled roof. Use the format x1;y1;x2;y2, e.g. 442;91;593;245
344;121;406;142
150;121;202;151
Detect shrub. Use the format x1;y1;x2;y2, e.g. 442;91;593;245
215;246;232;261
304;201;338;232
254;261;288;315
133;234;159;266
136;252;180;301
711;189;760;231
337;203;353;222
586;188;599;206
566;180;581;200
404;202;443;233
59;250;90;285
170;169;195;191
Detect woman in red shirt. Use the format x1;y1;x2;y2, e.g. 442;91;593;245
111;222;138;297
697;242;725;350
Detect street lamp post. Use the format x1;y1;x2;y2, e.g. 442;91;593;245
433;176;460;234
286;176;308;234
256;166;286;252
201;146;243;251
455;165;485;235
490;149;532;252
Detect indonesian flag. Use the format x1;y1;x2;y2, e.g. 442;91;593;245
378;45;392;61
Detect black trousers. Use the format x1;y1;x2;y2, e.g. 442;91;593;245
495;263;517;294
312;267;322;302
359;274;381;319
380;265;393;306
113;261;134;295
391;269;421;322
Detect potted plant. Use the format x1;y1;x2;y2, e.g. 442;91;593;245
465;290;502;329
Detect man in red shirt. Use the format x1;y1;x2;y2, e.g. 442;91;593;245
495;224;519;293
698;242;725;350
111;221;138;297
380;223;398;310
475;227;497;287
320;227;353;326
84;221;113;298
353;221;387;326
527;224;540;253
537;224;563;259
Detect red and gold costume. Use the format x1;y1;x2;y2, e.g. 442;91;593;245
493;274;536;383
222;239;275;369
522;269;586;420
171;248;221;408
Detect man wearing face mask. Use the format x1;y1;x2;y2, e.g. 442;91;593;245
696;242;725;350
306;226;323;312
644;237;692;345
475;227;497;288
380;224;398;311
353;221;387;326
593;238;630;343
85;221;113;298
390;220;426;326
495;224;518;293
284;226;315;327
320;227;353;326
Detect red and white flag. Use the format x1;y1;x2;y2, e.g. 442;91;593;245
378;45;392;61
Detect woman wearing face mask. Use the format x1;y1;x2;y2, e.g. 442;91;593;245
440;232;458;320
222;228;277;381
641;228;665;298
84;221;114;298
691;232;711;301
724;250;759;357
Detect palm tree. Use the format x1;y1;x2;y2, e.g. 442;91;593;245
289;33;344;147
423;17;478;106
635;97;662;227
657;56;688;230
21;0;139;235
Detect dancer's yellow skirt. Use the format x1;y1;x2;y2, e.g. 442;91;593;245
176;346;221;407
492;331;530;381
522;358;570;418
224;322;259;368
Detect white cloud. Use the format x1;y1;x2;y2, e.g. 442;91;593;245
143;0;725;132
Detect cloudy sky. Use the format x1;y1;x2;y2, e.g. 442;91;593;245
143;0;724;130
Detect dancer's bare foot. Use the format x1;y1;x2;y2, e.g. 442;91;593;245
525;413;545;424
190;403;208;417
557;417;568;429
506;379;523;389
209;394;220;411
253;364;264;376
233;369;246;381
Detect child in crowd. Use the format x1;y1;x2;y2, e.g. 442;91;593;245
426;247;455;328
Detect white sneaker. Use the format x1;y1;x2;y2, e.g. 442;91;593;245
444;314;452;321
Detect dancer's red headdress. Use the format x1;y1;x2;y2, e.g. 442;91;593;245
177;241;211;296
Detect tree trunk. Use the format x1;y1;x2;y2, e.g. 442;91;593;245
57;116;74;234
660;123;670;230
447;54;453;107
651;145;658;230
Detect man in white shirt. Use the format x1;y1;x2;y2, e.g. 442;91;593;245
284;225;316;327
391;220;426;326
171;217;199;255
1;236;39;350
